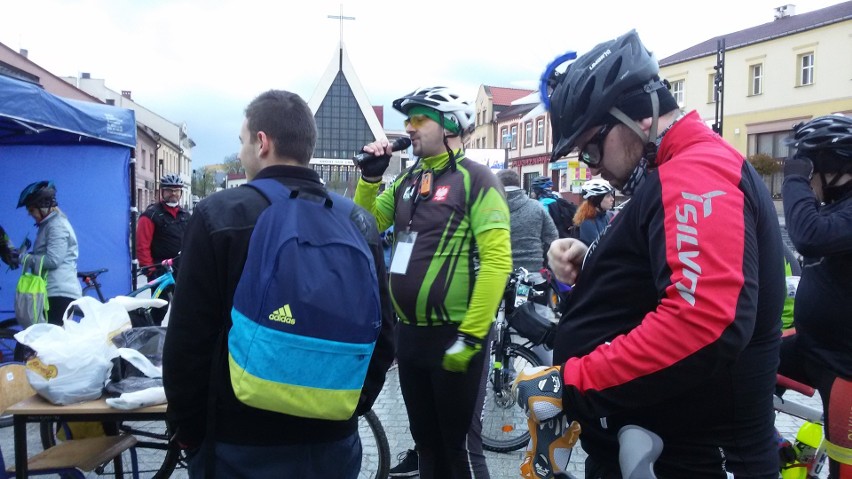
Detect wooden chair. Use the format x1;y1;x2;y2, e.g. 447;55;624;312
0;362;139;478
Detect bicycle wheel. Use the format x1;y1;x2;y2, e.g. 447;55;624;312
359;409;391;479
482;343;543;453
40;419;182;478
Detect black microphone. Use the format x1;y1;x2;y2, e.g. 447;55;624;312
352;137;411;165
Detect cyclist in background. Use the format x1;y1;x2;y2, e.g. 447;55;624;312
779;114;852;478
137;174;189;279
781;243;801;330
514;30;784;477
354;86;511;479
572;178;615;246
496;169;558;272
16;181;83;325
530;175;578;239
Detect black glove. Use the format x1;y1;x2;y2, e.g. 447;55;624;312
784;156;813;180
356;154;391;179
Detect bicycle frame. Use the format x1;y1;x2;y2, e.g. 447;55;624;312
130;269;175;300
131;258;177;300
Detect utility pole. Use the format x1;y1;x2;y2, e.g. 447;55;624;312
713;38;726;136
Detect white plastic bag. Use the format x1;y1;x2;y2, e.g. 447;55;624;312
14;296;133;405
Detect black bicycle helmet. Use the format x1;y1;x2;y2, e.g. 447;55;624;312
160;174;184;188
786;115;852;164
17;180;57;209
548;30;660;161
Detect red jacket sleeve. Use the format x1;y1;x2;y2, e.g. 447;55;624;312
137;215;155;267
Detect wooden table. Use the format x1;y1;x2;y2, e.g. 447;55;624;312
7;394;167;478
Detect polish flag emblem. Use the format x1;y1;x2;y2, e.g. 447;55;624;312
434;185;450;201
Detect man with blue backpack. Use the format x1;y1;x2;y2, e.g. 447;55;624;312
163;89;396;478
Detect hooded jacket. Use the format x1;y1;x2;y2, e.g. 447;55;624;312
505;187;557;272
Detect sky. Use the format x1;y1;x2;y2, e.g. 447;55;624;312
0;0;845;167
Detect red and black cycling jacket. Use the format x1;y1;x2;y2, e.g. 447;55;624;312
553;112;784;449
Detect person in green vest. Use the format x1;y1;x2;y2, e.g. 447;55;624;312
781;244;801;330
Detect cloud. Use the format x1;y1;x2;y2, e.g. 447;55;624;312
1;0;844;166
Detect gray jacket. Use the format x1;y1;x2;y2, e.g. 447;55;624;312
23;210;82;300
505;187;558;272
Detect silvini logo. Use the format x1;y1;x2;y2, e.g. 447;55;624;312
674;190;726;306
269;304;295;324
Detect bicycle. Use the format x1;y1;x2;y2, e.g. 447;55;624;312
39;259;182;477
359;409;391;479
482;268;558;453
775;373;829;479
79;258;176;326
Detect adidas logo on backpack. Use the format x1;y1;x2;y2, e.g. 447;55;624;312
268;305;295;324
228;179;381;421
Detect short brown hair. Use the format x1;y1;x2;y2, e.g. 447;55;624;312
495;169;520;188
245;90;317;165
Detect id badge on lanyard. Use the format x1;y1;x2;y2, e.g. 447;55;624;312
390;230;417;275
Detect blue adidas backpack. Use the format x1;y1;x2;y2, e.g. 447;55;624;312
229;179;381;420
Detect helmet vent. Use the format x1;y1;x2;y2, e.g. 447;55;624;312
604;58;623;88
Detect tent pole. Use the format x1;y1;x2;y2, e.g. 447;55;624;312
130;149;138;286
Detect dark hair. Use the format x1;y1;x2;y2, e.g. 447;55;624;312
245;90;317;165
495;169;521;188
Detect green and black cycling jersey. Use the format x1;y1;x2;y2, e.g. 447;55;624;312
354;150;511;340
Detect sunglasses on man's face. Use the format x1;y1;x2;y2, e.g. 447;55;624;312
579;124;614;167
403;114;431;129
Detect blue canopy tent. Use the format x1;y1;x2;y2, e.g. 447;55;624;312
0;74;137;314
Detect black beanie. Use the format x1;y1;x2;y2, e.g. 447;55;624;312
608;77;680;122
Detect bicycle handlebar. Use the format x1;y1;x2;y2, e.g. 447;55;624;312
618;425;663;479
138;255;179;273
777;373;816;397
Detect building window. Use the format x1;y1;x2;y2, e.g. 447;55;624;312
747;131;790;159
524;122;533;147
750;64;763;95
536;119;545;145
798;52;814;86
523;172;539;193
501;127;510;148
510;125;518;149
670;80;685;108
707;73;718;103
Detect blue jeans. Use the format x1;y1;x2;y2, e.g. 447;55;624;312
187;431;362;478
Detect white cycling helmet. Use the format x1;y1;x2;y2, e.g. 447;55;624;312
581;179;614;199
392;86;475;134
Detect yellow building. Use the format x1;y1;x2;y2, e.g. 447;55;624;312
659;1;852;195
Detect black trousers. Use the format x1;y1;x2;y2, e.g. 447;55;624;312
396;323;491;479
47;296;75;326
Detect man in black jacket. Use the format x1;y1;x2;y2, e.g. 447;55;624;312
163;90;395;478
